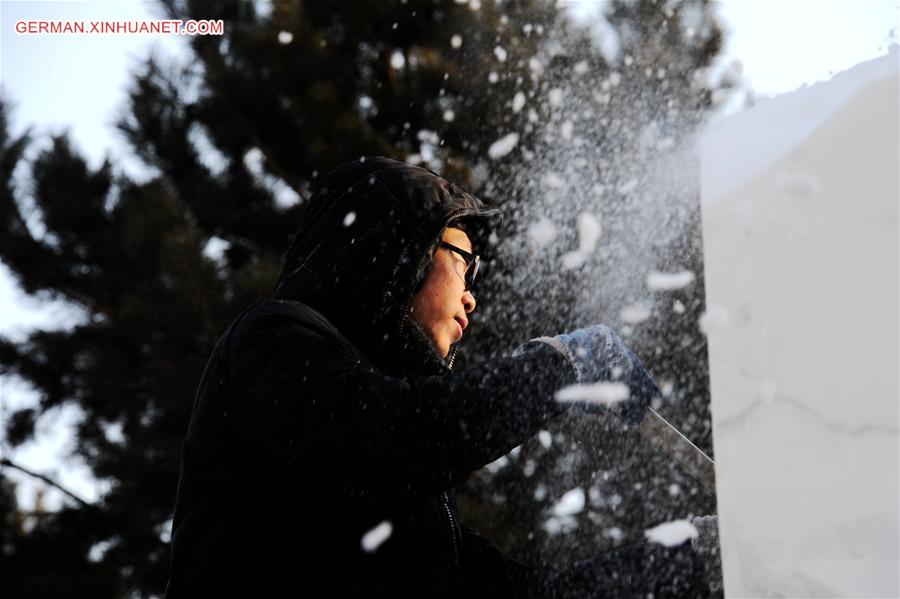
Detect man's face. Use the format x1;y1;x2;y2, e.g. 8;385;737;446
409;227;477;358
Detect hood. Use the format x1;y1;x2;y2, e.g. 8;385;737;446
273;156;502;377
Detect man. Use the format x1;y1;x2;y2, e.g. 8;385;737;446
165;157;715;597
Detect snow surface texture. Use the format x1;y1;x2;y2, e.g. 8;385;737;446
698;47;899;597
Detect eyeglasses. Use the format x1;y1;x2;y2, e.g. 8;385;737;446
439;241;480;291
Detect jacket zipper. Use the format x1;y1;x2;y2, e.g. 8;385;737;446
446;343;460;370
441;491;461;569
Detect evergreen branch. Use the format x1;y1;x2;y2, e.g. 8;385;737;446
0;457;93;508
249;131;303;196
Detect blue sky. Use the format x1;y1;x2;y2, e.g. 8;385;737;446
0;0;897;508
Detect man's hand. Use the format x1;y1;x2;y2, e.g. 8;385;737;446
530;324;659;426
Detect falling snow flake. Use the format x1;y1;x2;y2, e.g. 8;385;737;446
487;133;519;159
647;270;696;291
620;302;651;324
617;178;638;195
538;430;552;449
551;488;585;517
555;382;630;405
527;217;557;249
541;172;564;189
512;91;526;113
361;520;393;552
644;519;698;547
576;212;601;253
548;88;564;107
698;304;730;335
390;50;405;70
561;251;586;270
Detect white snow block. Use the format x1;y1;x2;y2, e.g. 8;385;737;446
698;47;899;597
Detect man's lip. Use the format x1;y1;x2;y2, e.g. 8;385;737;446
454;318;464;340
454;316;468;331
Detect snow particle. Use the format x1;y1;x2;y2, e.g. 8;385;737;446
277;31;293;45
576;212;601;253
551;488;585;517
523;459;536;477
443;109;456;122
527;217;557;249
698;304;730;335
485;455;509;474
512;91;526;113
604;527;624;542
538;430;552;449
656;137;676;151
646;270;696;291
617;178;638;195
555;382;631;405
644;519;699;547
343;211;356;227
541;172;564;189
361;520;393;552
488;71;499;84
620;302;652;324
450;34;462;49
487;132;519;159
561;251;586;270
560;120;574;140
390;50;405;70
494;45;508;62
548;88;564;107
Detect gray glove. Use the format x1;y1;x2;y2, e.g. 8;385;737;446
526;324;659;425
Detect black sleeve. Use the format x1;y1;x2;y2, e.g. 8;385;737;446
458;523;537;599
226;309;578;496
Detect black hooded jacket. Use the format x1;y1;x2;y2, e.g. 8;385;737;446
164;157;586;598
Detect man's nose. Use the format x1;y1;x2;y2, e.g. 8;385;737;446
462;290;476;313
